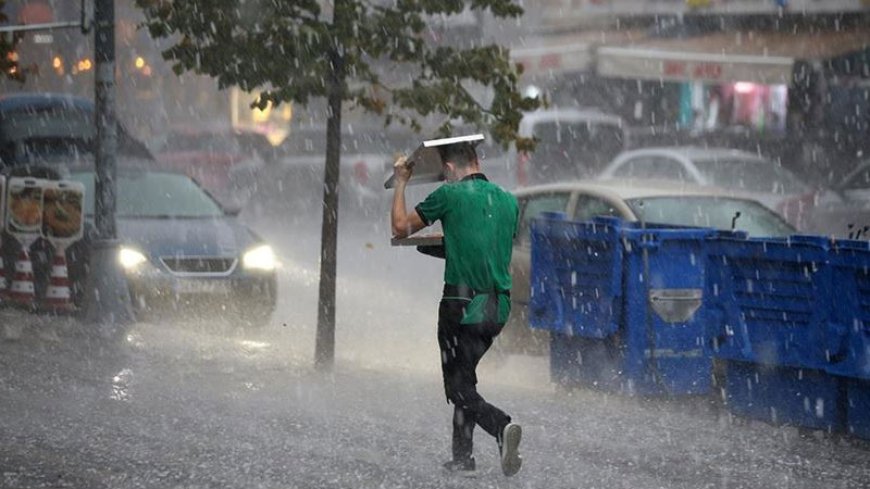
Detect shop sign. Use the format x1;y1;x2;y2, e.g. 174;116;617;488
511;43;594;76
662;60;723;80
33;33;53;44
597;46;794;84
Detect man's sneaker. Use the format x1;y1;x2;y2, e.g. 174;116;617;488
442;457;475;475
499;423;523;476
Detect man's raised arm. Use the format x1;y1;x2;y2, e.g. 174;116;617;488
391;156;427;239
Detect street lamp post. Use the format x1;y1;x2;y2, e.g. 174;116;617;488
83;0;134;333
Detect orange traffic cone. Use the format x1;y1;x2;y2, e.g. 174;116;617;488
43;250;75;313
9;248;36;309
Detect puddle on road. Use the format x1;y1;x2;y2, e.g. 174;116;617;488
110;368;134;402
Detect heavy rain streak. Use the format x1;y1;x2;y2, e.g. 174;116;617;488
1;1;870;488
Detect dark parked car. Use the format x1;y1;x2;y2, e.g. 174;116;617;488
63;166;277;326
0;92;152;168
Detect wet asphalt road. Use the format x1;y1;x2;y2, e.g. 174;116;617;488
2;207;870;489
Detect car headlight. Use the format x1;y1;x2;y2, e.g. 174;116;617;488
243;244;276;271
118;247;148;270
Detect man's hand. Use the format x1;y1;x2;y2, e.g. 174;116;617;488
393;155;413;184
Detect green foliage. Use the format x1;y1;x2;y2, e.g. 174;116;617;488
135;0;540;149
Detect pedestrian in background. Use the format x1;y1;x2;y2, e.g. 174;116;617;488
390;139;523;477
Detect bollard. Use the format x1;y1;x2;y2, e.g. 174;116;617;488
42;250;75;313
9;247;36;309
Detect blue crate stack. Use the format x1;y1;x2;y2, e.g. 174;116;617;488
530;215;717;396
529;213;870;439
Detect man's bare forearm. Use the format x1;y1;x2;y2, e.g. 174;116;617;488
391;180;411;238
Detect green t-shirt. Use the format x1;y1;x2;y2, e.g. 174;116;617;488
415;174;519;324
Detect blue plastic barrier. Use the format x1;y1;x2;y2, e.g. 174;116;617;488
827;239;870;380
705;234;846;431
530;215;623;339
723;360;844;432
706;234;832;369
845;378;870;439
531;216;716;396
828;239;870;439
530;213;870;435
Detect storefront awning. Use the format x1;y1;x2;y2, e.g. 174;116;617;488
596;29;870;84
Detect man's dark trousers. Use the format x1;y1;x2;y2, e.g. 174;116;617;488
437;297;512;461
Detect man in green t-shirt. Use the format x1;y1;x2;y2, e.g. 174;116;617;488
391;140;522;477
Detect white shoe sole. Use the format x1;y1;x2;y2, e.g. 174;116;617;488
501;423;522;476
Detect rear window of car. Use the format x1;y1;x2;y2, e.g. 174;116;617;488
691;157;809;194
516;192;571;245
71;171;226;218
526;121;625;181
626;196;795;237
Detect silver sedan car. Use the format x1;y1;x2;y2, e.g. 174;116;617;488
597;146;816;229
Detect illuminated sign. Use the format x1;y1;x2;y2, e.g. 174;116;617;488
33;33;53;44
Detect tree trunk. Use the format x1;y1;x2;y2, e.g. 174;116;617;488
314;46;345;371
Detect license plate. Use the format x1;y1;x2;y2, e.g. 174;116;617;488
175;279;232;294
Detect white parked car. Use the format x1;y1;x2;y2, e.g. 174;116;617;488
830;159;870;202
597;147;818;229
489;107;627;190
499;179;796;356
805;159;870;238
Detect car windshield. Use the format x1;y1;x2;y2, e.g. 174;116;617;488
691;157;809;194
626;196;795;237
70;171;226;218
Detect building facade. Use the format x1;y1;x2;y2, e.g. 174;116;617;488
505;0;870;179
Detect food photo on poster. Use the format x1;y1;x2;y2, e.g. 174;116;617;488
6;178;43;236
41;181;85;241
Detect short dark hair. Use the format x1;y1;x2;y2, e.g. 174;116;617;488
438;142;478;168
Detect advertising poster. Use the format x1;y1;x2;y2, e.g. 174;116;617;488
41;181;85;243
6;178;43;238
